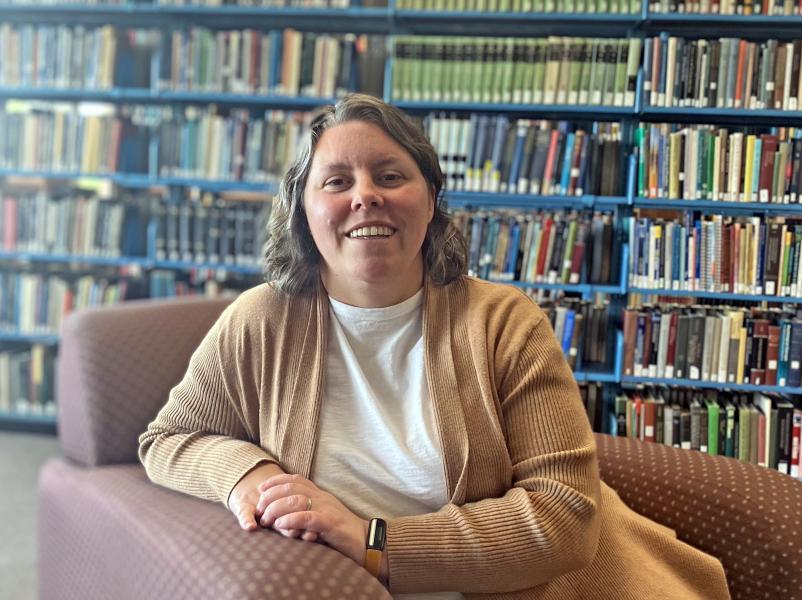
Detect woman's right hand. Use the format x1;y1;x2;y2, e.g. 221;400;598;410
228;462;318;542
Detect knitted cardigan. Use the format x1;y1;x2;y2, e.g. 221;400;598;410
139;276;730;600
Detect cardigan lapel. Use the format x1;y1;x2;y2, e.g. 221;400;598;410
277;284;329;479
423;279;470;506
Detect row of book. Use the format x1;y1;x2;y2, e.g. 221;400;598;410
1;192;148;258
0;102;309;181
649;0;802;14
0;271;129;334
396;0;639;11
541;298;612;368
152;195;270;266
155;107;306;181
0;345;57;418
157;29;385;98
622;305;802;387
636;123;802;204
614;387;801;478
391;37;641;107
0;24;118;90
628;214;802;296
451;209;616;284
643;37;802;111
0;269;246;334
0;191;271;268
424;115;625;196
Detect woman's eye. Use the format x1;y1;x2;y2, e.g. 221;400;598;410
381;173;403;183
324;178;347;188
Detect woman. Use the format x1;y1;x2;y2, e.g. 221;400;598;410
139;94;730;599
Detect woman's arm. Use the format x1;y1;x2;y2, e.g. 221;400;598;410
138;306;280;506
385;306;601;595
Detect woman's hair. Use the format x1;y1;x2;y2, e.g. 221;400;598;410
263;93;468;295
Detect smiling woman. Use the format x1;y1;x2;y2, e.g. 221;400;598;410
139;94;731;600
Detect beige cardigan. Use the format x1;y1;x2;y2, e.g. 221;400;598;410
139;277;730;599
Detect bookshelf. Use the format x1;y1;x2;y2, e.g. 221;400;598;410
1;1;801;478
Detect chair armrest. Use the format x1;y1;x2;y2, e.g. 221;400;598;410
57;296;232;467
595;433;802;600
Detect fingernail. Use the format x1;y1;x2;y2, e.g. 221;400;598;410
275;517;285;528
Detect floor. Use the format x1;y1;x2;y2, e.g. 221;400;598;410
0;431;61;600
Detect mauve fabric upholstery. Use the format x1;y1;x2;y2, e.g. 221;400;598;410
596;433;802;600
57;296;232;467
38;460;391;600
40;296;802;599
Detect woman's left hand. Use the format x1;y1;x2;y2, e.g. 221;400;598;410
255;474;369;565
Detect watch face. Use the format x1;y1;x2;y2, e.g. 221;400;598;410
368;518;387;550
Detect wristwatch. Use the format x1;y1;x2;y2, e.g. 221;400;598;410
364;517;387;578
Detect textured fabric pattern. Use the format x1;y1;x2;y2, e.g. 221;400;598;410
38;459;392;600
58;296;231;467
139;278;728;599
596;433;802;600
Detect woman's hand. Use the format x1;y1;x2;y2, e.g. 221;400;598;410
228;463;319;541
256;474;369;565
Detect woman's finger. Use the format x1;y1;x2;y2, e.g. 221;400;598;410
301;530;318;542
235;504;259;532
256;482;316;516
260;494;312;528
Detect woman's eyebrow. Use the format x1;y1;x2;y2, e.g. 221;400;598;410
318;156;405;172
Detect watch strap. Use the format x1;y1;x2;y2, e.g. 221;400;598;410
364;518;386;578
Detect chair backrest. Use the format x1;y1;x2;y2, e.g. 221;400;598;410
57;296;232;467
595;433;802;600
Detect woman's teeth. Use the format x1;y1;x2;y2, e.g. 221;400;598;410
349;226;394;238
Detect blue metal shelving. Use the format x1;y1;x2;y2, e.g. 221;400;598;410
629;288;802;304
0;331;60;345
0;250;263;275
0;86;338;109
622;375;802;395
394;100;636;119
0;410;57;433
633;197;802;214
0;3;392;32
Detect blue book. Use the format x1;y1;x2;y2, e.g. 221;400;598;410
488;117;509;190
472;115;490;190
694;220;702;285
672;222;681;288
562;310;575;356
269;31;283;91
559;132;576;195
507;122;528;192
788;321;802;388
752;137;763;199
464;113;480;186
642;38;653;103
778;319;792;386
658;33;670;102
504;217;521;279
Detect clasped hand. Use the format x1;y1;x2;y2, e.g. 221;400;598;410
231;469;368;566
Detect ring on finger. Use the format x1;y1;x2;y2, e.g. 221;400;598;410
306;496;312;512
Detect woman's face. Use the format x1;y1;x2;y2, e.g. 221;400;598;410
303;120;434;306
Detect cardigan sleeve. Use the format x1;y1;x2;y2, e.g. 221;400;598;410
386;302;601;595
138;303;279;506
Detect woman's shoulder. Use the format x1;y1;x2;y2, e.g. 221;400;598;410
450;276;546;327
217;281;316;330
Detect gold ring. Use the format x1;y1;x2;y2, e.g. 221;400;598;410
306;497;312;512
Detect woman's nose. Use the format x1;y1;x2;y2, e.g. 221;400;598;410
350;178;385;211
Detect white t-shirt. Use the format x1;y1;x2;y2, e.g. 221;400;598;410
310;289;463;600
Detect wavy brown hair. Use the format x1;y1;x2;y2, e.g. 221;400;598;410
263;93;468;295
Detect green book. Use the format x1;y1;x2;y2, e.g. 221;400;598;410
738;401;752;463
531;40;546;104
500;38;515;103
706;398;720;456
613;39;628;107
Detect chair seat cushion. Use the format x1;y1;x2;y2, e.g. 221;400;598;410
38;459;391;600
